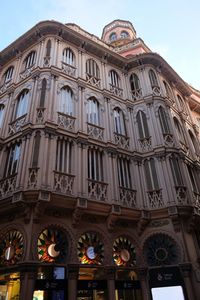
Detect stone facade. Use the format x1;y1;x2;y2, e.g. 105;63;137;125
0;19;199;300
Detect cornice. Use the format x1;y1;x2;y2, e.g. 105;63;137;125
0;20;192;97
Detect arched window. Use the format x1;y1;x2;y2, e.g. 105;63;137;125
87;97;100;125
3;66;14;83
86;59;100;79
15;90;29;119
62;48;75;66
88;148;103;181
163;80;173;99
158;106;170;134
188;130;199;154
187;165;200;193
130;73;141;100
59;87;73;116
117;157;132;188
109;70;120;87
149;69;158;87
39;78;47;108
177;95;186;111
110;32;117;42
24;51;36;69
173;117;185;144
136;110;149;139
5;143;21;177
32;131;41;168
56;139;73;174
120;31;129;39
46;39;51;57
144;158;159;191
114;107;126;135
0;105;4;128
169;155;184;186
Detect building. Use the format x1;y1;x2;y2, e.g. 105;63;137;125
0;18;200;300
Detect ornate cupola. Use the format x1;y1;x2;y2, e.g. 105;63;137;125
101;19;150;57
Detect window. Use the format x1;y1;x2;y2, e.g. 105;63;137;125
120;31;129;39
169;155;184;186
163;81;173;99
130;73;140;92
158;106;171;134
136;110;150;139
3;66;14;83
15;90;29;119
0;105;4;128
32;131;41;168
46;40;51;57
173;118;185;143
110;32;117;41
59;87;73;116
114;107;126;135
24;51;36;69
149;69;158;87
86;59;100;79
56;139;72;174
62;48;75;66
187;165;199;193
117;157;132;188
177;95;186;111
144;158;159;191
188;130;198;154
39;78;47;108
87;97;100;125
109;70;120;87
5;143;21;177
88;148;103;181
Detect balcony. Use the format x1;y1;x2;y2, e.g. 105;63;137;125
54;171;75;195
88;179;108;201
147;189;163;209
57;112;75;131
61;62;76;77
109;84;123;97
138;137;152;152
87;123;104;141
131;88;142;101
9;114;27;135
114;132;129;149
118;186;137;208
0;174;17;199
86;74;101;88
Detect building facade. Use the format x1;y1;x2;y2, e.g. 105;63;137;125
0;19;200;300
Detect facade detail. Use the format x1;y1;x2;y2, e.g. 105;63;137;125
0;18;200;300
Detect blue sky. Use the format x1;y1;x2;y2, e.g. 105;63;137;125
1;0;200;90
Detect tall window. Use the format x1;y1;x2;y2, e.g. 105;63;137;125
46;40;51;57
62;48;75;66
32;131;41;168
136;110;150;139
114;107;126;135
24;51;36;69
130;73;140;92
3;66;14;83
86;59;100;79
163;81;173;99
15;90;29;119
110;32;117;42
87;97;100;125
5;143;21;177
88;148;103;181
187;165;200;193
56;139;72;174
188;130;199;154
117;157;132;188
173;118;185;143
177;95;186;111
0;105;4;128
59;87;73;116
144;158;159;191
169;156;184;186
39;78;47;108
149;69;158;87
109;70;120;87
158;106;171;134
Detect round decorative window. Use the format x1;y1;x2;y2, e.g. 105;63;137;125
143;233;181;266
113;237;136;267
0;230;23;265
77;232;104;265
38;227;67;263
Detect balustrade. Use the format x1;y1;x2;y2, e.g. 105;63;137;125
109;84;123;97
9;115;27;135
119;187;137;208
0;175;17;199
54;171;75;195
61;62;76;77
87;123;104;141
88;179;108;201
57;112;75;131
131;88;142;101
138;137;152;151
86;74;101;88
114;132;129;149
147;189;163;208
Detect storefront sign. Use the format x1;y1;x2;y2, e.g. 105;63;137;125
77;280;107;290
115;280;141;289
35;280;65;290
149;267;183;288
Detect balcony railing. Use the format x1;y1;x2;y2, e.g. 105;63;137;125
88;179;108;201
19;65;35;79
138;137;152;152
0;174;17;199
0;79;13;94
109;84;123;97
119;186;137;208
175;186;188;205
147;189;163;209
114;132;129;149
131;88;142;101
9;114;27;135
151;85;161;96
86;74;101;88
87;123;104;141
54;171;75;195
61;62;76;77
57;112;75;131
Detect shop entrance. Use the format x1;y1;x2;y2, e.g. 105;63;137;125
115;270;142;300
0;272;20;300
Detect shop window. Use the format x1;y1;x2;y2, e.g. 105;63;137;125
0;273;20;300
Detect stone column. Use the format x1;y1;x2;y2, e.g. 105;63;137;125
68;265;79;300
20;271;36;300
105;267;116;300
137;268;150;300
180;263;196;300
